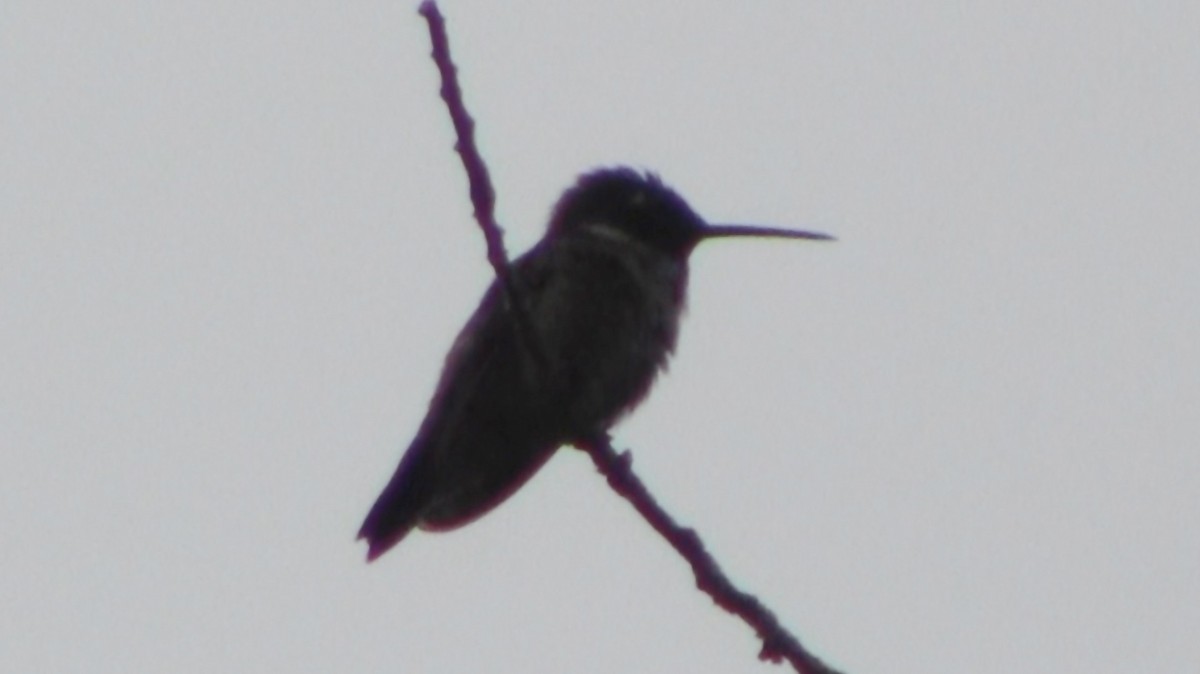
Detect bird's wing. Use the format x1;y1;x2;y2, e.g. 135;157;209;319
358;250;561;558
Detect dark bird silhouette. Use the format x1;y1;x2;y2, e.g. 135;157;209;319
358;167;832;560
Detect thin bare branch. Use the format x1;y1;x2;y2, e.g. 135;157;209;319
417;1;545;369
416;3;841;672
577;434;843;674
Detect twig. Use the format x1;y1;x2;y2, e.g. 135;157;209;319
578;434;843;674
416;3;841;672
417;1;545;369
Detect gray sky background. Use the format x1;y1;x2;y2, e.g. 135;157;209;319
3;2;1198;673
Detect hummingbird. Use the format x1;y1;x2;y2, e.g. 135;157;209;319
358;167;832;561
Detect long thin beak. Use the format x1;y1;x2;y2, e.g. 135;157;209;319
703;223;836;241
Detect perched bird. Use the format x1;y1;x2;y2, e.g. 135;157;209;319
358;167;832;560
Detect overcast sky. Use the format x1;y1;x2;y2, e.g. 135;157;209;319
3;2;1198;673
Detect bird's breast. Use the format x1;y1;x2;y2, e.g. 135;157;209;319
524;233;688;435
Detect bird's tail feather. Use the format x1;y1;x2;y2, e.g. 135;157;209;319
357;448;431;561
